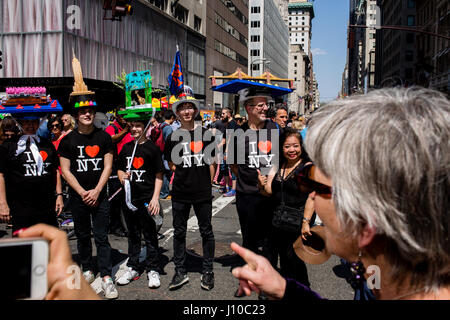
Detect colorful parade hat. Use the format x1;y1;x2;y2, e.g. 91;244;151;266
171;86;200;117
117;105;155;122
212;79;292;105
0;86;63;119
69;51;97;110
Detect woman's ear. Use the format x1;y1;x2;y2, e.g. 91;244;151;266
358;224;377;248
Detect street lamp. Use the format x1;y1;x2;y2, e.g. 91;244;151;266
250;58;270;77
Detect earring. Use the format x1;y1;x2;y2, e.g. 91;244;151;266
349;250;366;288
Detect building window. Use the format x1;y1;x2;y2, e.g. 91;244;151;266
405;50;414;61
174;4;189;24
294;63;297;67
149;0;167;11
251;6;260;13
251;35;260;42
294;56;297;60
406;33;414;43
405;68;413;79
407;0;415;8
251;49;260;56
251;21;260;28
252;64;260;71
194;16;202;32
407;15;415;26
294;70;297;74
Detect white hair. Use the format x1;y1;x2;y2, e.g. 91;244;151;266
305;87;450;290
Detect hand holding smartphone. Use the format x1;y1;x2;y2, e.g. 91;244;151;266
0;224;100;300
0;237;49;300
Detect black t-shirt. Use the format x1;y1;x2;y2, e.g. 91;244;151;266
234;120;280;194
164;126;215;203
117;140;164;204
0;137;58;217
58;128;113;196
212;120;227;134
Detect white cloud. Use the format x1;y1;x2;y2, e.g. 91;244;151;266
311;48;327;56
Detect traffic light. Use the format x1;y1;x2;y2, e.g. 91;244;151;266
103;0;133;21
0;50;3;70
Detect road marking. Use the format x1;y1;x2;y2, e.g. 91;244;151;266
91;195;234;294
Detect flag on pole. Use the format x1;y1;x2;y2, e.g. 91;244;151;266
168;46;184;95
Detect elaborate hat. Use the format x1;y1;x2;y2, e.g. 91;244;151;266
0;86;62;119
118;106;154;122
293;225;331;265
69;51;97;109
171;86;200;117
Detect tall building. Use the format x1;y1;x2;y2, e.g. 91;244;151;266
286;0;315;114
346;0;378;95
375;0;417;88
0;0;207;109
206;0;249;111
415;0;449;95
288;0;314;55
248;0;289;78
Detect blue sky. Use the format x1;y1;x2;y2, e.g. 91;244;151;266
310;0;349;102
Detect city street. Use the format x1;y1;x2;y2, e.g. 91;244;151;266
0;184;353;301
0;186;354;301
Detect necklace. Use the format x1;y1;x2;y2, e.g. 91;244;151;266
391;287;426;300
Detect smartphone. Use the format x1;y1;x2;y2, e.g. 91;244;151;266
0;237;49;300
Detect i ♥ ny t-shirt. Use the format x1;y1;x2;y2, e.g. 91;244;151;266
164;127;215;203
117;140;164;204
58;128;113;196
234;120;279;195
0;137;58;217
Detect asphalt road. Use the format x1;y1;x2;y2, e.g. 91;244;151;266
0;186;354;301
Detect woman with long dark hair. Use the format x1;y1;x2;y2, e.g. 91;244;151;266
257;127;315;286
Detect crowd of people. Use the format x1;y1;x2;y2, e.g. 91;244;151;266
1;84;449;302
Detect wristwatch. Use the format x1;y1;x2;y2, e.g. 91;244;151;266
302;217;310;223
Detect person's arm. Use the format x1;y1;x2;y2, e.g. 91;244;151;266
0;173;10;224
55;170;64;216
301;197;314;241
83;151;113;207
108;124;130;143
168;161;176;172
117;169;130;185
147;172;163;216
231;242;324;300
60;156;86;198
18;224;100;300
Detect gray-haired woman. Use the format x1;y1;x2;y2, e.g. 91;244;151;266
231;87;450;300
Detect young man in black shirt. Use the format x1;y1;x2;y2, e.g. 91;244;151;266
0;109;64;232
229;86;280;297
164;87;217;291
58;99;118;300
116;110;164;289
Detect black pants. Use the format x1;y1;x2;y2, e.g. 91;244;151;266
11;213;58;234
123;204;159;272
172;200;215;274
267;226;310;287
108;177;126;233
71;195;112;277
235;192;273;257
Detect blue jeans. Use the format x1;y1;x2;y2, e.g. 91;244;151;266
71;195;112;277
160;170;171;198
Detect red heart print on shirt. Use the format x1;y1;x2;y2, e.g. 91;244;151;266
39;151;48;162
85;145;100;158
190;141;203;153
258;141;272;153
133;157;144;169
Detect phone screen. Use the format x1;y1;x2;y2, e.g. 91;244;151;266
0;244;32;299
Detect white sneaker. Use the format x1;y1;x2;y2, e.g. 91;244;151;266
148;270;160;289
83;270;95;284
102;277;119;300
116;267;140;285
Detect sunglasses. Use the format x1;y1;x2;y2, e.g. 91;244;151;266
296;163;332;197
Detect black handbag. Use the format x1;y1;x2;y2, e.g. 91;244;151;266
272;164;304;233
